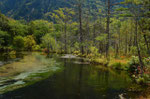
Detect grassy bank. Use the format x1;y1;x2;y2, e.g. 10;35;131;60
89;57;130;70
73;51;150;85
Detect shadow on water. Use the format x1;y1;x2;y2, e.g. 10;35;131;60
0;53;145;99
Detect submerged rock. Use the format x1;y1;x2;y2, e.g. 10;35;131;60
74;61;90;65
0;62;4;66
119;94;126;99
61;54;78;59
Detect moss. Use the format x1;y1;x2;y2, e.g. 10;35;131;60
0;66;63;94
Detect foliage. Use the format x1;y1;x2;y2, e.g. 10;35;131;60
0;0;149;85
89;46;100;57
29;20;54;44
111;62;128;70
32;45;41;51
96;34;107;42
13;36;24;50
42;34;57;52
0;30;9;46
8;20;28;36
0;0;107;20
24;35;36;51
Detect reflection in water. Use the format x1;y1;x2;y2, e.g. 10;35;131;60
0;52;24;62
0;52;62;94
63;58;67;99
0;53;144;99
78;59;83;99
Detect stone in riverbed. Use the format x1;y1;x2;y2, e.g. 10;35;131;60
0;62;4;66
61;54;77;59
74;61;90;65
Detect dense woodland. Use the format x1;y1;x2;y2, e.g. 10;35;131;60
0;0;150;84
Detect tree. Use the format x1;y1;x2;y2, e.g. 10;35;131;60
24;35;36;51
138;0;150;55
51;8;75;53
120;0;146;74
42;33;57;53
13;36;24;51
8;19;28;43
0;12;9;31
78;0;84;54
105;0;111;60
0;30;9;47
28;20;54;44
104;0;123;60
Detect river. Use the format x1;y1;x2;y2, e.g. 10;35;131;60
0;52;147;99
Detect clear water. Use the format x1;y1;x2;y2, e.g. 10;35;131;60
0;52;146;99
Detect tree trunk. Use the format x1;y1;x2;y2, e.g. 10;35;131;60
128;32;132;53
125;31;128;55
143;34;150;55
135;18;144;74
93;23;96;45
106;0;110;60
64;22;67;54
78;0;84;54
115;41;119;58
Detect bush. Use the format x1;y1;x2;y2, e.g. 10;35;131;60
128;56;150;74
111;62;122;69
128;56;139;66
24;35;36;51
32;45;41;51
143;57;150;66
111;62;128;70
13;36;24;50
42;34;57;52
87;46;100;59
128;56;140;74
143;74;150;82
128;56;150;84
136;77;145;84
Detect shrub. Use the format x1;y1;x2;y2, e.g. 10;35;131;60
136;77;145;84
87;46;100;59
13;36;24;50
128;56;150;84
111;62;128;70
143;57;150;66
24;35;36;51
73;51;80;55
128;56;140;74
32;45;41;51
143;74;150;82
111;62;122;69
42;34;57;52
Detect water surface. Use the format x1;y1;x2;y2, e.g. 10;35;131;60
0;52;144;99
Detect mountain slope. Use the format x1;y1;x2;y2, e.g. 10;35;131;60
0;0;124;20
0;0;74;20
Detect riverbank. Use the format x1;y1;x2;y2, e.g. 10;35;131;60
71;52;150;98
73;52;130;70
89;57;130;70
92;58;150;99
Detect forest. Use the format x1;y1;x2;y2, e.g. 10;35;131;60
0;0;150;98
